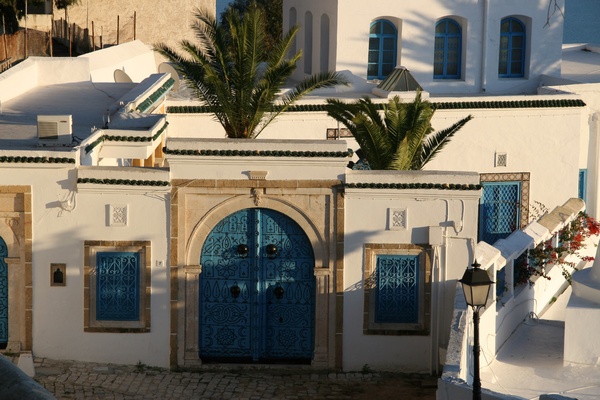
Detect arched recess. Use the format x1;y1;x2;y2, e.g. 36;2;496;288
289;7;297;57
320;14;330;73
181;194;333;367
304;11;313;74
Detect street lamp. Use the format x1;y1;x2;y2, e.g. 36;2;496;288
459;260;494;400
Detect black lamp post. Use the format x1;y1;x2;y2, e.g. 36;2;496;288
459;260;494;400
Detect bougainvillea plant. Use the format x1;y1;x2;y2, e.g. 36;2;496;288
514;211;600;286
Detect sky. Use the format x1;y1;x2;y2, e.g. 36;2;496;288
216;0;229;17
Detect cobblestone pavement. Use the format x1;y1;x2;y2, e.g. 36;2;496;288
31;358;437;400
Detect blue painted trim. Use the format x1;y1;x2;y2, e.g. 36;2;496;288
579;169;588;203
499;17;526;78
96;252;140;321
374;254;420;324
367;19;397;80
434;18;462;79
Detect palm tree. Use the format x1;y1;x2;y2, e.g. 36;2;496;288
326;91;473;170
154;3;348;139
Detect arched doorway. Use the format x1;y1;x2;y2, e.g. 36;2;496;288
0;236;7;349
199;208;315;363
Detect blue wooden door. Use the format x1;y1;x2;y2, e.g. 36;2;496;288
0;237;7;347
199;208;315;362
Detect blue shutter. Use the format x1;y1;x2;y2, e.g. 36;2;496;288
499;18;526;78
479;182;521;244
368;20;397;80
96;252;140;321
434;19;462;79
374;254;419;324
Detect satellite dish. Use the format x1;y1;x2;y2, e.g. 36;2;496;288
158;62;181;91
114;69;133;83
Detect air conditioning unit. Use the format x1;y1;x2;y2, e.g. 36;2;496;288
37;115;73;146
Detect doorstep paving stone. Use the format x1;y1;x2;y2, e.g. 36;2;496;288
28;357;435;400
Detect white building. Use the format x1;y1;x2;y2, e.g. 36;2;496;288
1;1;600;393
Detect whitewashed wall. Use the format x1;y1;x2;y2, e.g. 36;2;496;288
166;93;584;214
343;171;480;372
0;164;171;367
283;0;563;95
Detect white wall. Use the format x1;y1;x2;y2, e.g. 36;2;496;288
342;171;480;372
166;94;584;214
80;40;158;82
283;0;563;95
0;164;171;367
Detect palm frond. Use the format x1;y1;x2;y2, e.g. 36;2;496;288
417;115;473;169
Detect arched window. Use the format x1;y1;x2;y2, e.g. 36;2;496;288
368;19;397;80
499;17;526;78
434;18;462;79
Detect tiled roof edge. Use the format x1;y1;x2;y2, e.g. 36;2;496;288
345;182;482;190
167;99;586;114
77;178;170;187
136;78;176;113
0;156;75;164
85;122;169;154
163;147;354;158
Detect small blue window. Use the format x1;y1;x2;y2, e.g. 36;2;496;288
374;254;419;324
434;18;462;79
579;169;587;203
499;17;526;78
96;252;140;321
479;182;521;244
368;19;397;80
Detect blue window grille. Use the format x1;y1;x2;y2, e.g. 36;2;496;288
96;252;140;321
479;182;521;244
579;169;587;203
434;18;462;79
0;237;7;345
499;17;526;78
368;19;397;80
374;254;419;324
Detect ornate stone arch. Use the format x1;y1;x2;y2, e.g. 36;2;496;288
185;194;328;269
180;193;333;368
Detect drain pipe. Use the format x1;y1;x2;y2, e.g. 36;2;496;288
480;0;489;93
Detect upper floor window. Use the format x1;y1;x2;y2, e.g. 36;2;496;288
434;18;462;79
499;17;526;78
368;19;397;80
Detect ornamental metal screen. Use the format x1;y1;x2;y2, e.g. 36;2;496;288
0;237;7;345
479;182;521;245
96;252;140;321
374;254;419;324
199;208;315;362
